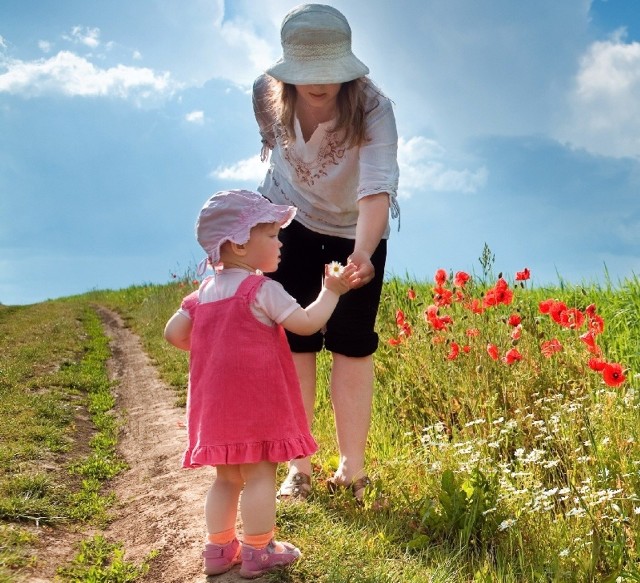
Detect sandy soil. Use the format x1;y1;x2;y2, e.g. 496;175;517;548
23;307;257;582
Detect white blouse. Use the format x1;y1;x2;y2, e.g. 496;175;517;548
253;75;400;239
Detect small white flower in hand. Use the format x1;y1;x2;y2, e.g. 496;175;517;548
328;261;345;276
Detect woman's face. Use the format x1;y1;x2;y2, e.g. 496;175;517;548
294;83;342;109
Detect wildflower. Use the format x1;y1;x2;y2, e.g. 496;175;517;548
580;330;601;355
538;298;554;314
503;348;523;365
453;271;471;287
433;286;453;307
483;278;513;307
498;518;516;531
467;298;484;314
466;328;480;337
602;363;626;387
396;310;406;326
446;342;460;360
515;267;531;281
511;325;522;340
434;268;448;286
588;314;605;335
487;343;499;360
588;358;606;372
388;338;402;347
549;300;568;325
541;338;563;358
508;313;522;327
559;308;585;329
407;287;416;300
328;261;344;276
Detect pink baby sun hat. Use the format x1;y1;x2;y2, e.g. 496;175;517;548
195;189;296;275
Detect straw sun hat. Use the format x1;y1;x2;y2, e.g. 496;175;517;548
266;3;370;85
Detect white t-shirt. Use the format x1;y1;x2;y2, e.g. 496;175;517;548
253;75;400;239
179;268;300;326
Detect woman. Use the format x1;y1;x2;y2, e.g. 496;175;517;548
252;3;399;503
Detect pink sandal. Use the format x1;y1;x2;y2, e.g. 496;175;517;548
202;538;241;575
239;539;300;579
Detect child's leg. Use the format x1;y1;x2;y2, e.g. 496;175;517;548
206;465;244;535
238;461;300;578
238;461;278;536
202;465;244;575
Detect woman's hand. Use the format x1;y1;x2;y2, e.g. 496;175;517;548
346;249;375;289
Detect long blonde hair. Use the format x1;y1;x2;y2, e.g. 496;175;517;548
266;77;370;149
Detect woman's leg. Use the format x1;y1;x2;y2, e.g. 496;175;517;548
205;465;244;534
285;352;317;479
330;353;374;484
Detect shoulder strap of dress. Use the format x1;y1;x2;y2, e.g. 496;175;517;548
236;274;267;303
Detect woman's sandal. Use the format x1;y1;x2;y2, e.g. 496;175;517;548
276;472;312;502
326;475;372;506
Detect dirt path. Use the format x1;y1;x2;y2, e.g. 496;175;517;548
22;307;262;582
97;306;259;583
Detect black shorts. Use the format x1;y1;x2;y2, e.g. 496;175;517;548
270;219;387;357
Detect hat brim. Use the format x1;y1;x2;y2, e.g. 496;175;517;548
266;55;369;85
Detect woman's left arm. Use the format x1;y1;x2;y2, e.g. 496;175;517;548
348;192;390;288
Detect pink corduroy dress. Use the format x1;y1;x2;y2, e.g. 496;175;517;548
182;274;317;468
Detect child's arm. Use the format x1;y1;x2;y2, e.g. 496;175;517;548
164;312;193;351
281;264;354;336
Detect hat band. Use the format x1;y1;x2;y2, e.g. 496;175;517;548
282;39;352;61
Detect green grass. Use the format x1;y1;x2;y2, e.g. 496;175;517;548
1;256;639;582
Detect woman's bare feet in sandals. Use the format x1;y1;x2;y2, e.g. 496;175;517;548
276;472;312;502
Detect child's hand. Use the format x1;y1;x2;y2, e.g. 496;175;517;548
323;262;354;296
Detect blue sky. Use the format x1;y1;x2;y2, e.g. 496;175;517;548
2;0;640;305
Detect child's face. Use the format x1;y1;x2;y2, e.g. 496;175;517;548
244;222;283;273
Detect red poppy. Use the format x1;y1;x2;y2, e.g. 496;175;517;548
467;298;485;314
483;278;513;307
541;338;563;358
549;301;568;325
407;288;416;300
580;330;601;355
511;326;522;340
588;358;607;371
446;342;460;360
434;268;448;286
463;345;471;353
453;271;471;287
396;310;406;326
503;348;523;364
508;313;522;327
433;286;453;307
602;362;626;387
388;337;402;347
538;299;555;314
585;303;597;317
559;308;585;329
487;343;499;360
466;328;480;337
399;323;412;338
588;314;605;335
515;268;531;281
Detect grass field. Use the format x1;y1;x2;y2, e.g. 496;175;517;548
1;255;639;582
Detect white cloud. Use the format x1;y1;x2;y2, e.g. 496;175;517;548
0;50;178;100
398;136;488;197
560;29;640;158
65;26;101;49
0;36;7;50
211;155;266;182
185;110;204;123
38;40;52;53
